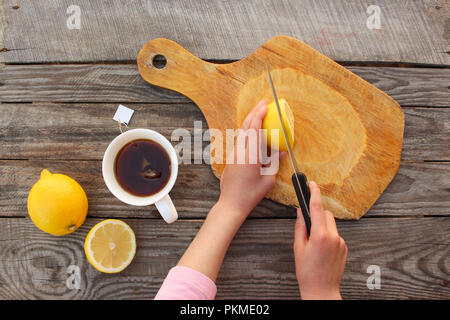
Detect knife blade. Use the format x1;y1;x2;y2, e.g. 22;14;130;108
265;65;311;236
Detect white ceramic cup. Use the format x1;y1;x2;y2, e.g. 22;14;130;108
102;128;178;223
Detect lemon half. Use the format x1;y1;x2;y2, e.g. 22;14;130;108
262;99;295;151
84;219;136;273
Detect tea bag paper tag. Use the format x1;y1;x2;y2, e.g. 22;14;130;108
113;105;134;125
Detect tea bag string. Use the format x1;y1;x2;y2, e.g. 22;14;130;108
118;118;129;134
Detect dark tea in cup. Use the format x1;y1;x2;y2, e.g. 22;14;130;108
114;139;171;196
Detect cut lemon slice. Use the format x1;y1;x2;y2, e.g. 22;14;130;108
84;219;136;273
262;98;295;152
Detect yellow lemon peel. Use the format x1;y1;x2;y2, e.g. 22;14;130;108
27;169;88;236
262;99;295;151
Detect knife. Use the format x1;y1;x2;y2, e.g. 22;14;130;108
265;65;312;236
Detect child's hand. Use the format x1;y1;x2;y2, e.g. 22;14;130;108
294;181;348;300
219;101;285;219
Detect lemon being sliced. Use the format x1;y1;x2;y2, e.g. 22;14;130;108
262;98;295;151
84;219;136;273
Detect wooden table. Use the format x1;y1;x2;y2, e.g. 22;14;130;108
0;0;448;299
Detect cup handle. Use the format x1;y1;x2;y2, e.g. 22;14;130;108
155;194;178;223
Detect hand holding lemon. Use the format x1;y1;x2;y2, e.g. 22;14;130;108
262;98;295;151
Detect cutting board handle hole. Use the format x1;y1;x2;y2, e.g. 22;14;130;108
152;54;167;69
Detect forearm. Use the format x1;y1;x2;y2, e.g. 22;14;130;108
177;200;245;282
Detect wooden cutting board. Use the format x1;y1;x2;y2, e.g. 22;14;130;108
137;36;404;219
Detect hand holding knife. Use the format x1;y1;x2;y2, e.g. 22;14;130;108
265;65;312;236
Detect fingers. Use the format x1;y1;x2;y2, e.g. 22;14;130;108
238;101;266;164
247;101;267;164
308;181;340;237
340;237;348;261
241;112;252;131
294;208;307;254
308;181;327;234
249;101;268;130
324;210;338;236
242;100;265;130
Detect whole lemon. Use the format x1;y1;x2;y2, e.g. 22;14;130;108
262;98;295;151
27;169;88;236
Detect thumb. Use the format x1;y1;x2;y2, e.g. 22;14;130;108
294;208;308;255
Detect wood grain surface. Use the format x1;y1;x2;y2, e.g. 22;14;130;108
1;160;449;219
0;103;448;161
0;0;448;300
0;102;448;220
0;65;448;106
0;217;448;299
0;0;448;64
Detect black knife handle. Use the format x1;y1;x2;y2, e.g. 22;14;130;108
292;172;311;237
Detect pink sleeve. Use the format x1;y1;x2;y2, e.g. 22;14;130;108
155;266;217;300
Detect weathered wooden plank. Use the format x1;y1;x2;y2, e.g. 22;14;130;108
0;65;449;106
0;159;217;219
349;67;450;107
0;0;448;64
402;107;450;160
1;160;448;218
0;103;204;160
0;65;185;103
0;217;448;299
0;103;448;161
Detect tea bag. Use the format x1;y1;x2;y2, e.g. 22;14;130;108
140;158;161;179
113;105;134;125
